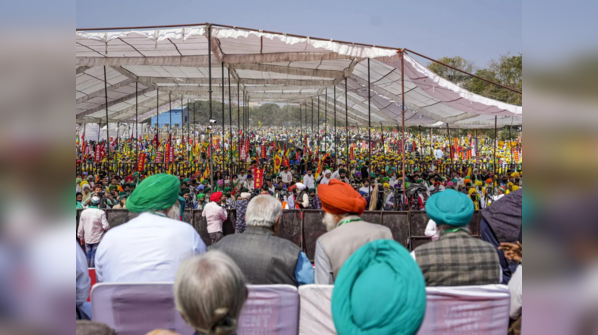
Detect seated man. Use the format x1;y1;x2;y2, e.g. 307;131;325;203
95;174;206;283
210;195;314;286
315;180;393;284
412;189;501;286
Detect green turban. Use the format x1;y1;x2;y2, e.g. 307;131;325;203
76;178;82;185
198;193;206;199
332;240;426;335
182;178;190;184
202;180;209;185
224;187;232;193
425;189;473;228
127;174;181;213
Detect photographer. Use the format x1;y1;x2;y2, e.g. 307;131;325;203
83;183;114;209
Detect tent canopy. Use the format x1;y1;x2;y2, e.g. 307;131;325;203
76;23;522;128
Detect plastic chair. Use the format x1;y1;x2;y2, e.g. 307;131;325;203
298;285;336;335
238;285;300;335
418;284;511;334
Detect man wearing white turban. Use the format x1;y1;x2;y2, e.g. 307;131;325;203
318;170;334;185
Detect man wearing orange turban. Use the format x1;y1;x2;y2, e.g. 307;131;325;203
314;180;393;284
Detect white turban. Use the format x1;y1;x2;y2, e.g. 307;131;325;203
296;183;306;191
325;170;332;175
240;192;251;200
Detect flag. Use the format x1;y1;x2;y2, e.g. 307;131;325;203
202;164;210;181
259;120;262;127
274;155;282;172
152;134;159;148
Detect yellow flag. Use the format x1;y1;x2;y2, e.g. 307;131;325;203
259;120;262;127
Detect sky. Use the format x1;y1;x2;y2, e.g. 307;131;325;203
76;0;522;70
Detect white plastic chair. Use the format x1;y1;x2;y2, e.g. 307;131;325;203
298;285;336;335
238;285;300;335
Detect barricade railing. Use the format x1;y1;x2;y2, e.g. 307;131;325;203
76;208;483;260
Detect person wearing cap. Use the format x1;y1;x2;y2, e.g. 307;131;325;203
314;180;393;285
331;240;426;335
203;191;228;244
211;195;314;287
412;189;501;286
95;174;206;283
77;195;110;267
195;193;207;210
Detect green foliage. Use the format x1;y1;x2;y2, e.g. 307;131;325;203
428;53;522;105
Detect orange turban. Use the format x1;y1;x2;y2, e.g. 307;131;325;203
317;179;367;215
464;178;471;185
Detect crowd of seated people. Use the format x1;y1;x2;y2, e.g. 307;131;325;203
76;173;522;335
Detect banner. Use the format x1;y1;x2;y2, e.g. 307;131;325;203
137;153;146;172
350;145;355;160
261;145;266;159
94;143;102;163
152;134;158;148
164;144;170;166
169;145;174;165
253;168;264;189
155;151;162;163
282;159;290;168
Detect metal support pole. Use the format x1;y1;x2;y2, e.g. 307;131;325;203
317;96;320;152
208;25;214;186
345;79;349;165
299;104;303;141
169;93;172;133
311;98;314;136
228;67;232;176
400;52;406;211
447;123;452;167
103;66;110;165
494;116;498;176
135;81;138;161
324;88;328;152
334;85;337;156
222;62;225;175
367;58;372;198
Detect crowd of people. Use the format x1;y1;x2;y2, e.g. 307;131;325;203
76;126;522;216
77;166;523;334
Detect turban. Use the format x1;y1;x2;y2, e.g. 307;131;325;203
468;188;477;195
197;193;206;199
475;180;483;187
76;178;82;185
446;181;454;187
182;178;190;183
464;179;471;185
512;185;520;192
240;192;251;200
511;172;520;178
426;189;474;228
452;178;458;184
324;170;332;175
296;183;306;191
318;179;367;215
224;187;232;193
127;174;180;213
332;240;426;335
247;174;253;179
486;178;493;184
202;180;209;185
197;185;205;191
210;192;223;202
308;188;316;193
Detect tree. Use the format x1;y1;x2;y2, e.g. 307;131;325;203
427;56;475;87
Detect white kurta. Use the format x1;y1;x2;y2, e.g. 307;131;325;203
95;212;206;283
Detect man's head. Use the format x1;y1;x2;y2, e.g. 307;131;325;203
318;179;367;231
325;170;332;179
426;189;474;231
174;251;247;335
246;195;282;232
126;174;181;220
94;184;103;194
363;180;369;188
339;169;346;179
307;169;313;176
76;192;83;202
210;192;224;203
308;188;316;197
224;188;232;197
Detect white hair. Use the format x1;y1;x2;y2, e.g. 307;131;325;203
246;195;282;228
162;201;180;220
174;251;247;335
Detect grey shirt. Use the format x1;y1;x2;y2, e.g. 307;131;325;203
314;217;393;284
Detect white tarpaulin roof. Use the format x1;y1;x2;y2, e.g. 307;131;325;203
76;24;522;128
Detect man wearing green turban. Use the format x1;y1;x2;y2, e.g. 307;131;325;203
332;240;426;335
412;189;501;286
95;174;206;283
